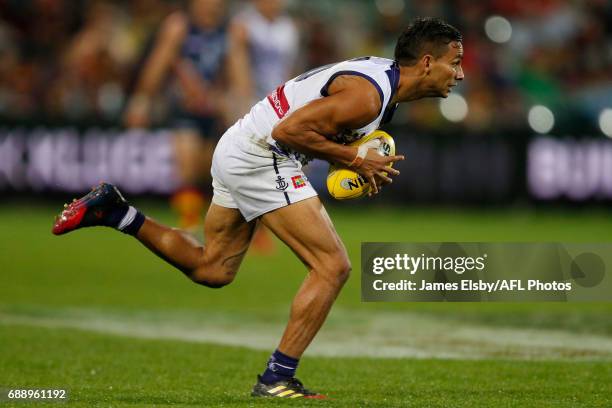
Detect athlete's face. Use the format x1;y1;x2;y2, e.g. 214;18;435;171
191;0;224;29
427;41;464;98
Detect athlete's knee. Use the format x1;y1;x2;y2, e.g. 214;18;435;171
194;276;234;289
317;255;351;286
335;257;352;285
190;268;235;288
189;259;236;289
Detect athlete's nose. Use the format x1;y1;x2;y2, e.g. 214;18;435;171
456;65;465;81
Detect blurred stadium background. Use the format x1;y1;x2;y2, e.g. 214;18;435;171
1;0;612;201
1;1;612;406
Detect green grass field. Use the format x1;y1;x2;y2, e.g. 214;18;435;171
1;200;612;407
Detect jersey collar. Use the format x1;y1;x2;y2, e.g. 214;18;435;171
382;61;400;125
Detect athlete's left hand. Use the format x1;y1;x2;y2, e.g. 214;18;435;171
356;149;403;196
367;173;392;197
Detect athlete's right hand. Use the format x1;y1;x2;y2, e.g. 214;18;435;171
354;149;404;196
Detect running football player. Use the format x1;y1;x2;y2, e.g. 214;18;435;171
53;17;464;399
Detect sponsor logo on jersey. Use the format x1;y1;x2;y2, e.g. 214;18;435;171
291;175;306;189
267;85;290;119
275;175;288;191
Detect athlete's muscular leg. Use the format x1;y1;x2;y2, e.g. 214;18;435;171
261;197;351;358
136;203;255;287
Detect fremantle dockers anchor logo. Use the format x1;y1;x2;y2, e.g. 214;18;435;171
275;175;288;191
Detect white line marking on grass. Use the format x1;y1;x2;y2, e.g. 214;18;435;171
1;308;612;361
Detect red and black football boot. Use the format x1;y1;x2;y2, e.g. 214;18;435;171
52;183;129;235
251;375;327;399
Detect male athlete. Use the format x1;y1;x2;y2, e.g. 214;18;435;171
124;0;228;229
53;18;463;399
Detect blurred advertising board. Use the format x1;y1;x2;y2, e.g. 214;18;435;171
0;127;178;194
528;136;612;201
1;126;611;203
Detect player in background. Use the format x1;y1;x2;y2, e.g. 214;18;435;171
227;0;299;118
226;0;300;252
124;0;228;230
53;18;464;398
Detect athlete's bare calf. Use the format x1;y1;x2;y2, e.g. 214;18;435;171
136;203;255;288
261;197;350;358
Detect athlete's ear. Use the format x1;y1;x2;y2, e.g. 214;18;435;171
421;55;432;75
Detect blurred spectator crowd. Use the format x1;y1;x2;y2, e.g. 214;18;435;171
0;0;611;133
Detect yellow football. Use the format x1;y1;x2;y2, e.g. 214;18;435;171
326;130;395;200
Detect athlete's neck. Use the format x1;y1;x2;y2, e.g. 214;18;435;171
391;64;430;104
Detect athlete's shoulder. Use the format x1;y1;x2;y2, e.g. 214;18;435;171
324;75;383;124
330;57;396;96
341;56;394;67
333;57;395;82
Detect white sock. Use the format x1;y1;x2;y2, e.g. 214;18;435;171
118;206;137;231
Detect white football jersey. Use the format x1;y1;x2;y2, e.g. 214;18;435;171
231;56;400;164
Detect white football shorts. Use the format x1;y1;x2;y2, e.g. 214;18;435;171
211;129;318;222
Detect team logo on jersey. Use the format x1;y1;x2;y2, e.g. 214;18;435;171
291;175;306;189
275;175;288;191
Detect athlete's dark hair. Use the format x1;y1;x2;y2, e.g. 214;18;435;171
394;17;462;66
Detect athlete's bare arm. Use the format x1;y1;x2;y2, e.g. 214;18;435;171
124;12;188;127
271;75;404;194
227;21;254;106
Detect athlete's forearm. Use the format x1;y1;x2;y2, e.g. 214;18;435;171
130;14;186;102
132;48;175;100
272;126;356;166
